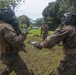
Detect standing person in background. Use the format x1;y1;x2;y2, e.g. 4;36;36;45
0;8;34;75
40;22;49;41
35;12;76;75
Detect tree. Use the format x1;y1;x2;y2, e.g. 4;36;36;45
0;0;24;9
42;0;76;30
35;18;43;27
59;0;76;17
42;2;60;30
17;15;30;31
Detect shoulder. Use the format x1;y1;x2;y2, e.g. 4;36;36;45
55;26;71;34
62;25;74;31
0;22;14;31
56;25;72;31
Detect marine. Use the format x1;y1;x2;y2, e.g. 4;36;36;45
0;8;34;75
40;22;49;41
35;12;76;75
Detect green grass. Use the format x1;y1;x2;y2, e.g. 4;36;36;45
0;29;63;75
29;29;41;36
29;29;54;36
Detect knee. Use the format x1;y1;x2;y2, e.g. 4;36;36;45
0;68;12;75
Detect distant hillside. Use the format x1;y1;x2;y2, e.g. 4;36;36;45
35;18;43;22
30;18;43;23
30;18;43;27
29;18;36;24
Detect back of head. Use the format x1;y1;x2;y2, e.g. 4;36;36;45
61;12;76;27
0;7;20;35
0;8;15;24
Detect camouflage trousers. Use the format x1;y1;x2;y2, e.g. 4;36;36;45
0;54;33;75
49;54;76;75
43;33;48;41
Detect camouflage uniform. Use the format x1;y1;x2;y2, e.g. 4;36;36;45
0;21;32;75
41;23;48;41
40;25;76;75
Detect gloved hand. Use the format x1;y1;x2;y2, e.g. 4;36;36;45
22;29;28;34
34;42;42;49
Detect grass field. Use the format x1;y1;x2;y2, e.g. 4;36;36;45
0;29;63;75
29;29;54;36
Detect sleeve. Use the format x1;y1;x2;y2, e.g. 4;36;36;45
40;26;70;48
41;27;42;34
2;27;28;47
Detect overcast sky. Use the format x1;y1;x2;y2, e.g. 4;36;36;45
15;0;56;20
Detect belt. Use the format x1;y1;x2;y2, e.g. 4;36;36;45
2;53;18;58
63;48;76;54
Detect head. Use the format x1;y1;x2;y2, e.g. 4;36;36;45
61;12;76;26
0;8;20;34
42;22;46;26
0;8;16;24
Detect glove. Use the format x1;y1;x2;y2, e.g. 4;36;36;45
22;29;28;34
21;29;28;37
34;42;42;49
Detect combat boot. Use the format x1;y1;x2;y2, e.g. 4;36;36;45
0;69;9;75
30;69;34;75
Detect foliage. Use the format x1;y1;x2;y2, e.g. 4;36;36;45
0;0;25;9
42;0;76;30
30;18;43;27
42;2;60;30
17;15;30;31
34;18;43;27
59;0;76;17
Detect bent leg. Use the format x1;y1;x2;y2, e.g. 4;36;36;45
0;67;12;75
49;55;76;75
12;55;34;75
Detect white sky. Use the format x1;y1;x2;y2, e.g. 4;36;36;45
15;0;56;20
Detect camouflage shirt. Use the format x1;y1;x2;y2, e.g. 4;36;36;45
40;25;76;54
0;21;27;54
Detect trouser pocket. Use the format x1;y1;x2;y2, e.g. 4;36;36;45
58;55;68;71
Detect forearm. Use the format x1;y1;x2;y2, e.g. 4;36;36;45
11;32;28;47
40;35;56;48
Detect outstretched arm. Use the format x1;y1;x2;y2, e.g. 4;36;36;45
35;26;70;49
